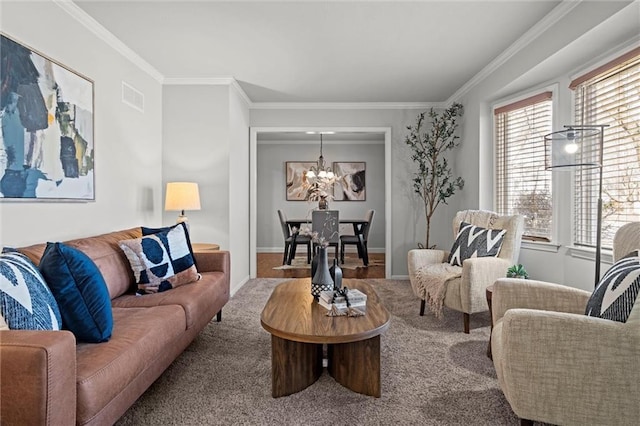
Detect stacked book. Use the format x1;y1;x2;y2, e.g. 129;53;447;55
318;289;367;313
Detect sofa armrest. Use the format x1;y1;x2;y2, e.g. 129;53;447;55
194;250;230;275
498;309;639;424
460;257;511;313
492;278;591;324
0;330;76;425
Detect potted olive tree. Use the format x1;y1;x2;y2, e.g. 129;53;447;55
405;103;465;248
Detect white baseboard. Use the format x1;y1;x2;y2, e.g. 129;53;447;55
391;274;410;280
230;275;250;296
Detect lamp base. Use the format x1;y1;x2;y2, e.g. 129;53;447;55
176;212;190;233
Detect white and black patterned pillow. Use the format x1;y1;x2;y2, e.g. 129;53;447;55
119;224;200;294
0;251;62;330
585;250;640;323
448;222;507;267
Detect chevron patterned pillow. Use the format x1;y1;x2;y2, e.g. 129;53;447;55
585;250;640;323
448;221;507;267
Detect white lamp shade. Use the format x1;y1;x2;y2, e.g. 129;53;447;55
165;182;201;211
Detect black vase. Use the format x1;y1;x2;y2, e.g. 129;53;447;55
329;258;343;290
311;246;334;299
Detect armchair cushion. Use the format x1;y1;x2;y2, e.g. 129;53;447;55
448;221;506;266
585;250;640;323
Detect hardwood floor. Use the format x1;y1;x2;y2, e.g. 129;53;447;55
256;252;385;279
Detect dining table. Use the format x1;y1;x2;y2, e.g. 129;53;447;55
285;218;369;266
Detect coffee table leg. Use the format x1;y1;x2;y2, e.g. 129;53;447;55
328;335;381;397
270;335;322;397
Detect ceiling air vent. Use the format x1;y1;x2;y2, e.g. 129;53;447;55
122;81;144;112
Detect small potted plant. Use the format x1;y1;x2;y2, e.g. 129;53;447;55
506;264;529;279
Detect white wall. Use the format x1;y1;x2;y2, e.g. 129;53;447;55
256;140;385;251
0;1;163;247
455;1;639;291
162;84;250;291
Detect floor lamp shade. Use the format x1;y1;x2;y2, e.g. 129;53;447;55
544;125;607;287
544;126;602;170
165;182;201;223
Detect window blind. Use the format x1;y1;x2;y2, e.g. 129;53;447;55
495;92;553;241
573;49;640;250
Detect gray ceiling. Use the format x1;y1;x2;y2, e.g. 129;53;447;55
74;0;563;103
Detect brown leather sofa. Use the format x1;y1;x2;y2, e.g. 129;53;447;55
0;227;230;425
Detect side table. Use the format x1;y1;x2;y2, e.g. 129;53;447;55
192;243;220;252
486;284;494;359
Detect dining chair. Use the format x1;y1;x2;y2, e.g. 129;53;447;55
277;210;311;265
312;210;339;260
340;209;374;266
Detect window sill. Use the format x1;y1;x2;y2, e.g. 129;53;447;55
567;245;614;265
521;241;561;253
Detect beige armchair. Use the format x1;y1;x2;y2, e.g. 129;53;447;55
491;222;640;426
408;210;524;333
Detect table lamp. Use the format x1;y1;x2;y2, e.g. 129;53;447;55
165;182;201;225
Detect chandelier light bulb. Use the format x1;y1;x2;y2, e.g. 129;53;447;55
306;170;315;179
318;170;327;178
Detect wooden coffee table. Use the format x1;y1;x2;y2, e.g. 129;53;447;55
260;279;390;398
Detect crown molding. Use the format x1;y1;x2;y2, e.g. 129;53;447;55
54;0;164;83
445;0;582;105
230;80;253;108
163;77;252;107
250;101;443;110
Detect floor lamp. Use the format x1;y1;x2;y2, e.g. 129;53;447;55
544;125;608;287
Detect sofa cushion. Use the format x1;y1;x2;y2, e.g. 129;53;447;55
112;271;227;329
39;242;113;343
448;221;506;266
0;251;62;330
119;224;199;294
75;305;186;425
585;250;640;323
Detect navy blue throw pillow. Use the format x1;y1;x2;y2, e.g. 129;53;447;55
39;242;113;343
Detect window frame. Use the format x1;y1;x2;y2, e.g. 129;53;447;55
492;85;559;244
569;46;640;251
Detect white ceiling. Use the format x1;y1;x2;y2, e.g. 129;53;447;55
73;0;564;103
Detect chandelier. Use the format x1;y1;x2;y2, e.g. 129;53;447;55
305;131;335;180
304;131;340;208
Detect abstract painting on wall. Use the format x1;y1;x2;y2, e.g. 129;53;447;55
285;162;316;201
0;33;94;201
333;162;366;201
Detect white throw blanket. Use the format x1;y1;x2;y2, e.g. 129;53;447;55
415;263;462;318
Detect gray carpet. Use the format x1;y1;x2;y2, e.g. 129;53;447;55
116;278;519;425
